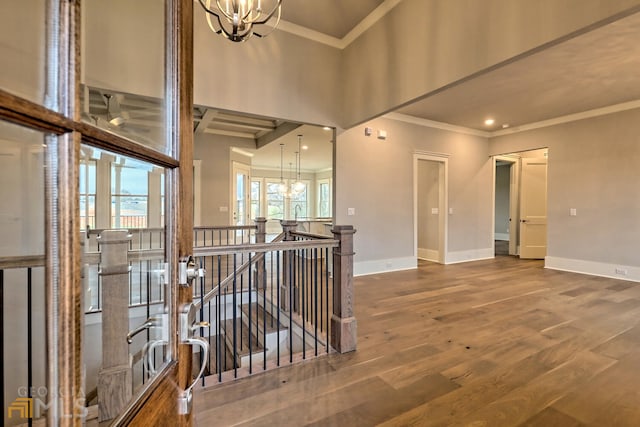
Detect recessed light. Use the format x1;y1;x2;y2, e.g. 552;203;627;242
502;124;510;129
323;126;331;131
484;118;495;126
302;145;308;150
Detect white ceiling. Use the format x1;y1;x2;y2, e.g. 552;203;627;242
250;124;334;172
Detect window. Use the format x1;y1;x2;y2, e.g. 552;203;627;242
317;178;332;218
80;158;97;229
290;181;308;219
111;162;149;228
266;181;285;220
251;179;261;219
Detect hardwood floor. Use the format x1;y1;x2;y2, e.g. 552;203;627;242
194;257;640;426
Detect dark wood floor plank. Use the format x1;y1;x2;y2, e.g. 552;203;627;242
193;257;640;426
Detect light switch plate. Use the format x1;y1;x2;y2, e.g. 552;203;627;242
347;208;355;216
570;208;577;216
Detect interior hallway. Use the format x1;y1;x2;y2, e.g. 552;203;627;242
194;257;640;426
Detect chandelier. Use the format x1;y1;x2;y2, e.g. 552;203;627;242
197;0;283;43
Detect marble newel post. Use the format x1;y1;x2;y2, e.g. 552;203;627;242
331;225;357;353
97;230;132;421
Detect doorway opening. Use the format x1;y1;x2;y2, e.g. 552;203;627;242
492;148;548;259
414;153;448;264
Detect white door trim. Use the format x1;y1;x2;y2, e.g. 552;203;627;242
413;152;448;264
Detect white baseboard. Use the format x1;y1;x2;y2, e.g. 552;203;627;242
417;248;439;262
354;256;417;276
494;233;509;241
545;256;640;283
446;248;494;265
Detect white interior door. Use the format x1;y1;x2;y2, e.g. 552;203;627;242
519;157;548;259
232;162;251;225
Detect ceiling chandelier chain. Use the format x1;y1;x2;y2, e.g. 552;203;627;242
198;0;283;42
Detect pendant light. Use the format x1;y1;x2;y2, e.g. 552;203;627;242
278;143;287;195
292;134;305;194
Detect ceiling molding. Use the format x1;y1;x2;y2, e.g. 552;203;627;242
386;99;640;140
341;0;403;49
490;99;640;137
384;113;491;138
256;122;303;149
276;20;343;49
277;0;403;50
195;109;218;134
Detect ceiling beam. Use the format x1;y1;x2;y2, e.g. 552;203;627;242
256;122;302;149
195;108;219;134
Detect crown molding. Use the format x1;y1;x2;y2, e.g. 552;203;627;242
384;113;491;138
276;20;343;49
340;0;404;49
491;99;640;137
277;0;403;50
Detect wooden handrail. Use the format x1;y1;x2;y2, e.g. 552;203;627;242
290;231;333;240
0;255;45;269
193;238;338;257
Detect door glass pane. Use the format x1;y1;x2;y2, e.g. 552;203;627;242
235;173;245;225
251;180;261;219
82;145;169;422
81;0;169;155
0;119;46;426
0;1;46;103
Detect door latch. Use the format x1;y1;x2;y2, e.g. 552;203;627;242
178;255;205;288
177;303;210;415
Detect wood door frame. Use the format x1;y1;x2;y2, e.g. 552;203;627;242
413;152;448;264
0;0;195;425
492;155;520;256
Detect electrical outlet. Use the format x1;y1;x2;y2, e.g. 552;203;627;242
615;267;628;276
347;208;355;216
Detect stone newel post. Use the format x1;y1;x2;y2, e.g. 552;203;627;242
331;225;357;353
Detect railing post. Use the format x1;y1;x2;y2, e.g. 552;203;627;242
331;225;357;353
280;220;297;311
255;217;267;243
97;230;132;421
254;217;267;289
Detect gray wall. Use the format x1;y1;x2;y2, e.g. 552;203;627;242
495;164;511;238
194;134;255;226
193;15;341;128
490;107;640;267
340;0;640;127
336;117;492;273
417;160;440;252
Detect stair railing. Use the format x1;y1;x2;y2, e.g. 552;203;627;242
190;220;356;387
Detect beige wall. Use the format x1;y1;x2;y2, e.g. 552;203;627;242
336;117;492;272
490;107;640;267
194;133;255;225
0;0;45;103
193;15;341;128
341;0;640;127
